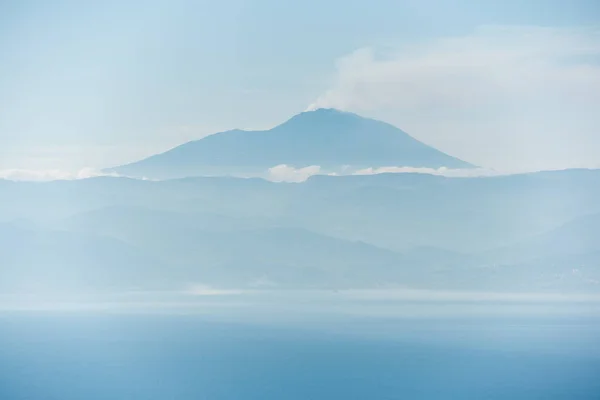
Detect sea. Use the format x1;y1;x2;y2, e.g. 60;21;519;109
1;290;599;400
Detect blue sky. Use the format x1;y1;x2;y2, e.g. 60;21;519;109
1;0;599;174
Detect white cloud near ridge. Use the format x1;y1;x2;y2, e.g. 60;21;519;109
267;164;503;182
267;164;322;182
353;166;503;178
307;26;600;170
0;168;121;181
0;164;575;183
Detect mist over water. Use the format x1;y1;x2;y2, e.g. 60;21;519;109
1;294;600;400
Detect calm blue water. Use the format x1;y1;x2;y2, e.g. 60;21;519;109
1;310;599;400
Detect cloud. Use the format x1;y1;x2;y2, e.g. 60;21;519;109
267;164;322;182
353;166;503;178
266;164;503;182
0;165;504;183
308;26;600;170
0;168;121;181
185;284;245;296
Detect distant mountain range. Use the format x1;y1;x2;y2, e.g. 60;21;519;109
109;108;474;179
1;169;599;293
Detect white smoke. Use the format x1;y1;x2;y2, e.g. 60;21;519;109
308;26;600;113
306;26;600;170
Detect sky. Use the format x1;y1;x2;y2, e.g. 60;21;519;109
1;0;599;174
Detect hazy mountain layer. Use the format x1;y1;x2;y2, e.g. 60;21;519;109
1;169;599;293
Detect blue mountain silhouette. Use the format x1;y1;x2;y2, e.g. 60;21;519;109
111;108;473;178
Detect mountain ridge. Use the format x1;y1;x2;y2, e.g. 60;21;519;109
109;108;474;179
